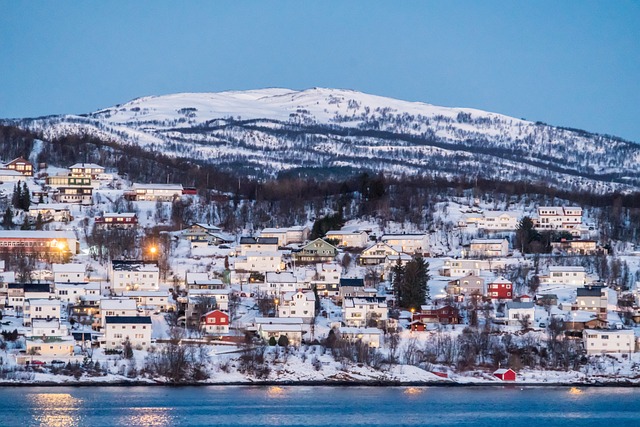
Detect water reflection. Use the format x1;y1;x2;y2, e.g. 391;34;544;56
123;407;173;427
267;386;286;398
28;393;82;427
403;387;425;396
569;387;583;395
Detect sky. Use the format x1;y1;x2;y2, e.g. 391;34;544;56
1;1;639;142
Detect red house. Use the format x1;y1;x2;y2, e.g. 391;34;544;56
200;309;229;335
409;320;427;332
487;277;513;300
493;368;516;381
5;156;33;176
95;213;139;229
414;304;460;325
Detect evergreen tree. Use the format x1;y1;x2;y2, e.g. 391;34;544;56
2;207;13;229
393;256;430;310
11;181;20;209
35;213;44;230
20;218;30;230
515;216;540;254
21;181;30;211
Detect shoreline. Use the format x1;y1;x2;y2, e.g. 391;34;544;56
2;379;639;387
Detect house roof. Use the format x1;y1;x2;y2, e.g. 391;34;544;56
506;301;535;310
266;271;297;283
548;266;585;272
340;278;364;287
239;236;279;245
577;287;604;297
259;324;302;332
471;238;507;244
52;263;85;273
254;317;304;325
100;298;137;310
111;260;159;272
69;163;104;169
339;327;381;335
494;368;515;374
0;230;76;239
22;283;52;293
105;316;152;325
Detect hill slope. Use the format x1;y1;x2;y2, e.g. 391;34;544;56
6;88;639;191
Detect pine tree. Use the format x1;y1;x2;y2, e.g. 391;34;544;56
35;213;44;230
21;181;30;211
11;181;20;209
2;208;13;229
394;256;430;310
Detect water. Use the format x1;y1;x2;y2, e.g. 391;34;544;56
0;385;638;427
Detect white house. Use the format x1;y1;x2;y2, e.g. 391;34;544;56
259;226;309;246
23;299;61;326
237;236;279;256
261;271;301;296
52;263;86;283
28;318;69;338
123;291;171;312
583;329;636;355
536;206;583;232
339;327;382;348
468;239;509;258
99;298;138;329
69;163;105;179
277;290;316;324
506;301;535;327
359;242;400;265
309;263;341;298
104;316;152;351
257;322;303;346
0;168;26;183
342;296;388;327
542;266;587;286
234;251;283;274
325;230;370;248
28;204;72;222
110;260;160;293
130;183;183;201
380;233;429;255
187;288;230;311
55;282;91;303
477;212;519;231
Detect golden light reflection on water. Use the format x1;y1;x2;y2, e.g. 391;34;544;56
404;387;424;395
267;386;286;398
28;393;82;427
569;387;583;395
125;407;173;427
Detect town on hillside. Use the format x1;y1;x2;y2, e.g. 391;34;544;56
0;156;639;384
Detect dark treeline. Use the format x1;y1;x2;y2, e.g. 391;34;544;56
1;124;639;242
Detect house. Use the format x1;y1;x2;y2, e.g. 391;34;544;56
310;263;341;299
7;283;52;312
127;183;184;201
186;279;225;291
110;260;160;293
46;174;91;188
54;282;93;303
467;239;509;258
182;223;223;243
25;337;75;358
53;185;93;205
477;212;519;231
28;318;69;338
98;298;138;330
446;274;485;298
494;368;517;381
69;163;105;179
200;310;230;335
0;230;79;254
551;239;607;256
583;329;636;355
28;204;72;222
259;226;310;246
564;311;608;332
292;238;338;264
487;277;513;300
23;299;61;326
414;305;460;325
183;288;230;326
234;252;283;274
95;213;139;229
5;156;33;176
380;233;429;255
338;278;376;304
359;242;400;266
0;168;27;182
506;301;535;327
103;316;152;351
342;296;388;327
277;290;316;323
338;327;382;348
324;230;369;248
541;266;587;286
438;258;504;277
535;294;558;307
237;236;279;256
52;263;85;283
409;320;427;332
261;271;301;296
255;317;304;345
536;206;583;232
123;291;171;312
573;285;613;318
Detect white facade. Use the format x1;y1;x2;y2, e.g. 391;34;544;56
342;297;388;327
111;261;160;293
123;291;170;312
261;271;301;296
506;302;535;327
542;266;587;286
234;252;283;273
23;299;61;326
325;230;370;248
536;206;583;231
339;327;382;348
381;234;429;255
99;298;138;329
29;318;69;338
104;317;152;350
132;183;183;201
583;329;636;355
52;263;85;283
188;288;230;311
257;323;303;345
277;290;316;323
468;239;509;258
478;212;519;230
55;282;91;303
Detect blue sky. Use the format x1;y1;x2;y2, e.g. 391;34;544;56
1;1;639;142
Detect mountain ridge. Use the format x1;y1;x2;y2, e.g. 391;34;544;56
4;87;639;192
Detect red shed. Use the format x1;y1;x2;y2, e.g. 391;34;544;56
493;368;516;381
409;320;427;332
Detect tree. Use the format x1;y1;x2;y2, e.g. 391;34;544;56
515;216;539;254
11;181;20;209
21;181;30;211
35;213;44;230
122;339;134;359
393;256;430;310
2;207;12;229
277;335;289;347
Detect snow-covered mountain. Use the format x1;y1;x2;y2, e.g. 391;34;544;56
7;88;640;191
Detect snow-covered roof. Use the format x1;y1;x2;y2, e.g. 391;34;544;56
254;317;303;325
339;327;381;335
132;183;183;191
29;203;71;211
259;324;302;332
69;163;104;169
0;230;76;239
548;266;585;272
471;238;507;244
100;298;137;310
0;168;25;177
103;212;137;218
266;271;297;283
52;263;85;273
506;301;535;310
123;291;169;298
26;298;61;306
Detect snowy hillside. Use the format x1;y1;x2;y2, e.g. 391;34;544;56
7;88;640;191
